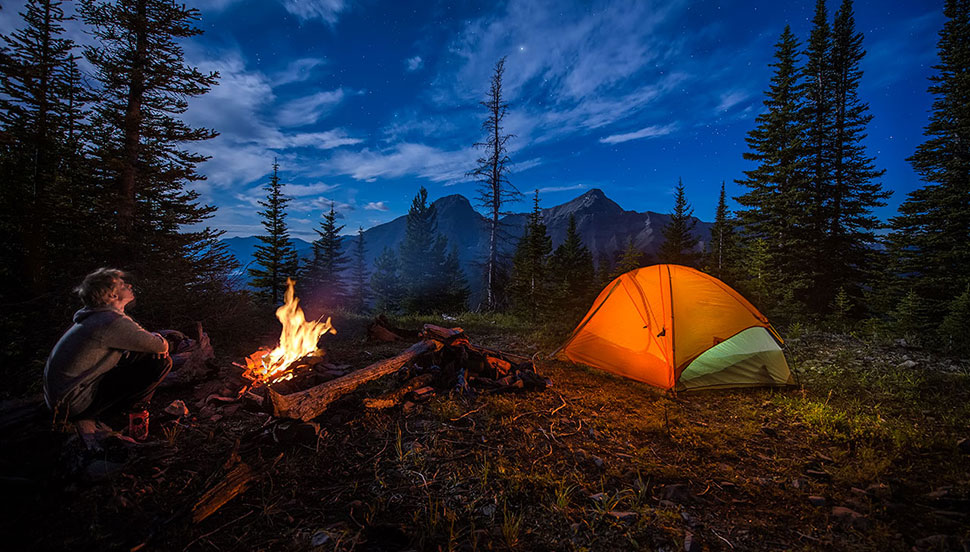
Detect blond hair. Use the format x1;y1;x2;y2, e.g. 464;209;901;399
75;267;127;308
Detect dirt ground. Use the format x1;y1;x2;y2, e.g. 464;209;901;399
1;315;968;551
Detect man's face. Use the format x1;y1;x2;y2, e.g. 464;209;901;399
111;278;135;309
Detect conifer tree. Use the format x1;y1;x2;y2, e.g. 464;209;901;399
81;0;219;242
657;179;700;267
509;190;553;318
595;251;615;287
304;202;348;306
349;226;369;311
704;182;739;285
249;161;298;305
890;290;927;344
371;247;402;313
398;187;442;313
803;0;835;263
439;241;470;313
735;26;812;316
887;0;970;320
0;0;102;370
611;237;643;280
939;286;970;354
0;0;88;292
80;0;231;326
469;57;519;310
549;214;596;319
820;0;890;312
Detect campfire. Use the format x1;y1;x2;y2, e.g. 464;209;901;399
232;281;551;422
240;278;336;387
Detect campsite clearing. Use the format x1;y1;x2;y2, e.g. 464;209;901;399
1;314;968;551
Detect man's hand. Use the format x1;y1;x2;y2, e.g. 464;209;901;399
151;332;170;355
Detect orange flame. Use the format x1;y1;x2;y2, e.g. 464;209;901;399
242;278;336;385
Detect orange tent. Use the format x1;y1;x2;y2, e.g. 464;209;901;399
557;265;792;391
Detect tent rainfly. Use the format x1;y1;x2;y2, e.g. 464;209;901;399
556;264;793;391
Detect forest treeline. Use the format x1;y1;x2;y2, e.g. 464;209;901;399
1;0;967;396
0;0;247;393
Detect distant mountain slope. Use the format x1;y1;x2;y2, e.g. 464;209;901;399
223;188;712;304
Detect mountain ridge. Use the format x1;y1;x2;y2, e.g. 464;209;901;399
222;188;712;304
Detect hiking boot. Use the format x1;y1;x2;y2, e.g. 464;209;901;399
75;419;114;450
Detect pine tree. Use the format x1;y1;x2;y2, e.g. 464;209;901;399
549;214;596;320
595;251;615;287
803;0;835;275
739;238;777;315
887;0;970;320
820;0;890;313
0;0;103;373
439;241;470;313
735;26;812;317
469;56;520;310
657;179;700;267
890;290;927;344
398;187;441;313
371;247;401;313
349;226;369;311
509;190;553;318
304;202;348;306
81;0;219;242
79;0;230;327
612;237;644;278
249;161;298;305
939;285;970;354
704;182;739;285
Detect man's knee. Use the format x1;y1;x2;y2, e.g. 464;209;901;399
150;354;174;380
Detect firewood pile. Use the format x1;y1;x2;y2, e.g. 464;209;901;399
246;323;552;422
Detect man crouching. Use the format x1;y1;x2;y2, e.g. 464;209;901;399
44;268;172;442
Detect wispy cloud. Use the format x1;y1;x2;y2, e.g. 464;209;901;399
280;0;348;24
328;143;478;184
442;0;681;105
365;201;390;211
291;196;355;214
284;182;338;197
599;123;679;144
716;90;750;112
273;57;328;86
269;129;362;150
183;51;360;189
510;157;543;173
538;184;587;193
406;55;423;72
277;89;346;127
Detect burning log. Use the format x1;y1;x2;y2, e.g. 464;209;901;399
267;339;443;421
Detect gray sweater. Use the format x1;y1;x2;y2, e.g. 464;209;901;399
44;307;168;416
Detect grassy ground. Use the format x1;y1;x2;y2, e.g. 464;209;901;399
1;313;968;551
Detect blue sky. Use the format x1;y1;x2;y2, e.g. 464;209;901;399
0;0;944;240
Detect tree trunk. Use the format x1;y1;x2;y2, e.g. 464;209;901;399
118;0;148;238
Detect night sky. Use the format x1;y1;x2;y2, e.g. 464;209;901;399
0;0;944;240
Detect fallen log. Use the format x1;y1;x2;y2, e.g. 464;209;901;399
367;314;420;342
191;461;256;524
362;373;435;410
268;339;443;421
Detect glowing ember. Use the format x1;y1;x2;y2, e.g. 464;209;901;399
242;278;336;385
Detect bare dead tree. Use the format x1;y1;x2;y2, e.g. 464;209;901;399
468;56;520;310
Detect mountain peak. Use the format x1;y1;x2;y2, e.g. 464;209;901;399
552;187;622;216
432;194;474;211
